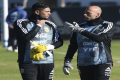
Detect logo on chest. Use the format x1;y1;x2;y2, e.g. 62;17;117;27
35;33;47;38
45;25;50;32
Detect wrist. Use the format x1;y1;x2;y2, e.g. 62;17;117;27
47;45;55;50
37;24;42;27
77;28;85;33
79;28;85;33
65;59;72;63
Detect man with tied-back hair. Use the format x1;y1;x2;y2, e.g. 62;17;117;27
63;6;116;80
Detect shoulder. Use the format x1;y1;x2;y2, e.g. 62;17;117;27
45;20;57;28
15;19;29;34
102;21;114;33
102;21;113;25
102;21;114;29
17;19;29;23
16;19;29;27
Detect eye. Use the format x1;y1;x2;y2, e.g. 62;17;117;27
85;12;89;15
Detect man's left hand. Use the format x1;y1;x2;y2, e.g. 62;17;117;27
63;60;73;75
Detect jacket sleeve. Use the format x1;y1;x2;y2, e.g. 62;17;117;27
6;10;12;25
65;32;78;60
14;20;40;42
81;21;116;43
6;14;11;25
52;27;63;49
6;7;18;25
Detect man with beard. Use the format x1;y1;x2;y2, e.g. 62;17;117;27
14;3;63;80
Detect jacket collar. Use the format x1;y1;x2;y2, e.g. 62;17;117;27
86;17;103;26
28;14;46;23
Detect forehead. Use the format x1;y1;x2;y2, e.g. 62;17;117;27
41;7;50;11
84;8;96;13
85;8;92;12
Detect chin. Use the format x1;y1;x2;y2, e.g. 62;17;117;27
84;18;88;21
85;19;89;21
44;17;48;20
46;17;49;19
42;18;48;20
47;17;50;19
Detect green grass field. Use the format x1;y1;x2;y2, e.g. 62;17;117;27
0;40;120;80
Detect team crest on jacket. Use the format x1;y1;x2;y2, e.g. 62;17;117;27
45;26;49;32
95;27;101;33
94;25;104;33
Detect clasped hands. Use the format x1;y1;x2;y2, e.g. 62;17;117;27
30;45;47;60
30;41;54;60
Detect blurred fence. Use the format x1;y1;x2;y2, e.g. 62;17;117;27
1;6;120;41
25;6;120;39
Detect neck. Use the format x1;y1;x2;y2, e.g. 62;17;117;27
28;14;46;23
87;17;103;26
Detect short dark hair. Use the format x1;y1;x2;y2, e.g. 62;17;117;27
17;3;23;6
32;3;49;13
11;3;17;8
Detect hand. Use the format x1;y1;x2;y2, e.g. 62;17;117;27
64;21;85;33
64;21;75;31
36;19;45;27
9;24;14;29
30;49;44;60
63;59;73;75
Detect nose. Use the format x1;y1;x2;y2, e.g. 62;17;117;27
84;13;87;17
49;12;51;15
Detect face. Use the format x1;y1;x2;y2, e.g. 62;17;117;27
39;7;51;19
84;8;98;21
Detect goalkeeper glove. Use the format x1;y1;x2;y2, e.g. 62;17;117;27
64;21;85;33
30;49;44;60
63;59;73;75
33;45;47;53
33;45;54;53
30;44;54;60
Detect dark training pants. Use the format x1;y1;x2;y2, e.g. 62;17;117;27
8;28;17;50
78;64;113;80
19;63;54;80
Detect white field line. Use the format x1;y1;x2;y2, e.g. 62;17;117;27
117;61;120;63
113;58;120;63
113;58;120;60
54;52;77;56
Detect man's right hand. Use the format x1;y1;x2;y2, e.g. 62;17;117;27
64;21;85;33
36;19;45;27
9;24;14;29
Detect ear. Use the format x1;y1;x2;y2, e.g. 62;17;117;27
35;10;40;15
96;13;100;18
